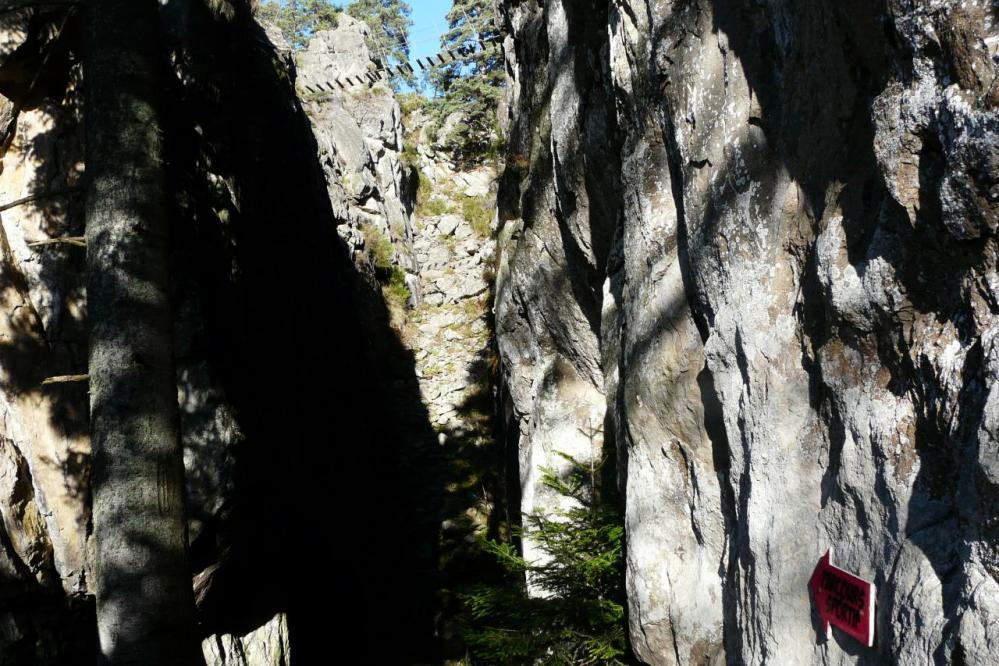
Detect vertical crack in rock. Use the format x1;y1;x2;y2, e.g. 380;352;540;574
499;0;999;663
0;0;993;663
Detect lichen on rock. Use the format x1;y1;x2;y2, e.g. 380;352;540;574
495;0;999;663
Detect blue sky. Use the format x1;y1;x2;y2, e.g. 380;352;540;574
407;1;452;67
265;0;451;65
266;0;453;93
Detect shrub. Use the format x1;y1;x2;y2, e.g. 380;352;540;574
414;179;453;218
425;0;504;164
425;197;452;217
462;195;493;239
397;91;426;120
363;225;395;270
384;266;412;308
484;121;507;166
401;143;420;169
461;453;629;665
256;0;339;50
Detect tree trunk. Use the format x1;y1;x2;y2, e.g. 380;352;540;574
83;0;203;663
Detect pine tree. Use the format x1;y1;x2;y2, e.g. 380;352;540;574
255;1;414;86
84;0;203;663
461;454;629;665
428;0;504;161
344;0;414;88
256;0;340;50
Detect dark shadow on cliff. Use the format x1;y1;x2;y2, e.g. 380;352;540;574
156;2;449;662
430;349;511;661
0;1;457;662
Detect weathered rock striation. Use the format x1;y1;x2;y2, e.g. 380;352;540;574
496;0;999;663
295;16;420;303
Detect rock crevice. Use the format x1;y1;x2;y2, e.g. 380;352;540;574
497;0;999;663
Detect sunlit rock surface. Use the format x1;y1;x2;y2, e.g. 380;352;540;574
297;16;418;294
201;612;290;666
496;0;999;663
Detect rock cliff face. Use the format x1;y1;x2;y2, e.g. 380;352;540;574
0;6;499;663
0;6;424;663
0;12;98;656
295;16;420;301
496;0;999;663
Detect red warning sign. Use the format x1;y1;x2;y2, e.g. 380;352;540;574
809;549;875;647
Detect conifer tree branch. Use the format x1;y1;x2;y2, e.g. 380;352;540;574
27;235;85;247
0;0;80;16
41;373;87;385
0;187;79;213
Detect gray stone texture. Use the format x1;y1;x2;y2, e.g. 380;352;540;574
496;0;999;663
298;17;418;283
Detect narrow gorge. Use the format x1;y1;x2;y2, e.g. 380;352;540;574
0;0;994;664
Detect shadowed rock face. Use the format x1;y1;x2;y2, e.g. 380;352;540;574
496;0;999;664
0;5;432;664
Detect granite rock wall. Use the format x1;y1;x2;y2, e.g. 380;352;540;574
496;1;999;663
